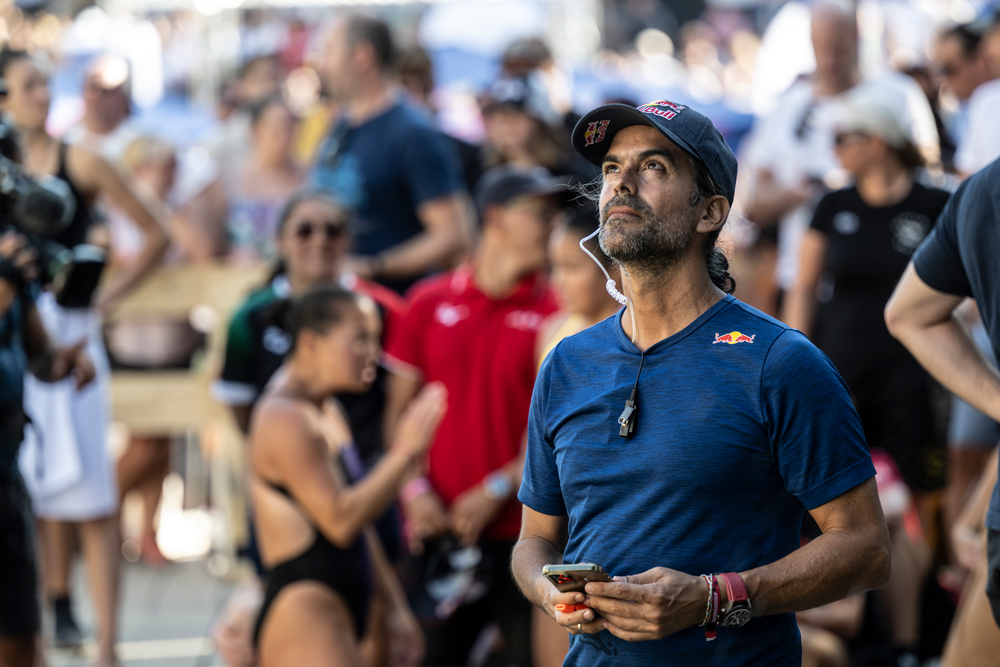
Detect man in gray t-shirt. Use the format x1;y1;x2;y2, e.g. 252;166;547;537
886;157;1000;624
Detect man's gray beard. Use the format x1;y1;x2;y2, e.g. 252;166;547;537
598;212;694;272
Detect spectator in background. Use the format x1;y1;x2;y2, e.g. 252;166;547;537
312;15;472;295
933;23;1000;176
0;231;96;667
397;46;484;193
108;136;220;565
743;0;938;314
885;157;1000;626
384;167;563;667
64;54;137;160
480;74;595;181
0;47;169;664
225;96;303;262
537;205;622;366
784;96;950;514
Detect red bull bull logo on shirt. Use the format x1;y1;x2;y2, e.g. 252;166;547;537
713;331;755;345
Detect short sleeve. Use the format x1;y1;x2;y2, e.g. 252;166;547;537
399;125;463;207
762;330;875;510
809;192;835;234
211;307;257;406
518;355;567;516
384;297;428;378
912;187;972;298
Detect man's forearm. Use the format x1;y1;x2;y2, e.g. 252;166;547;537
512;535;564;610
741;524;890;616
892;314;1000;423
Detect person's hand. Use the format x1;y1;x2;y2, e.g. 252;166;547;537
50;341;96;389
385;599;424;667
402;489;449;554
534;577;604;636
583;567;706;641
952;524;985;571
0;231;39;285
391;382;447;460
448;486;503;547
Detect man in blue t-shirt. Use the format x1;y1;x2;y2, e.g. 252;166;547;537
886;157;1000;624
312;15;471;294
512;100;891;665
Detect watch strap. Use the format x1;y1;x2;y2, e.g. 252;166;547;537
719;572;749;604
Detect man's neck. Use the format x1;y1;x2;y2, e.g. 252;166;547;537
619;258;725;352
813;71;859;98
473;243;538;299
343;77;395;126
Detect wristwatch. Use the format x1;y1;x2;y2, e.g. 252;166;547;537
717;572;752;628
482;472;513;501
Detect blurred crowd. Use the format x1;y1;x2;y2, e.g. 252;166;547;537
2;0;1000;666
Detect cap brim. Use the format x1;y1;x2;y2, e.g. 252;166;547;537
572;103;700;167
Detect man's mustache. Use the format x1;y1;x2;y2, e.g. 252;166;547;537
600;194;655;224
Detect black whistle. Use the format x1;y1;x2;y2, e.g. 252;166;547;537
618;398;637;437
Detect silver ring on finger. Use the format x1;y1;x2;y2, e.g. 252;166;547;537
577;623;583;633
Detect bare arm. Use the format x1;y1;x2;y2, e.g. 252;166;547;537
256;385;445;548
740;478;890;615
782;229;826;334
171;179;229;261
580;478;890;641
383;369;423;452
512;506;569;611
23;302;95;388
353;194;473;281
885;264;1000;422
70;147;170;308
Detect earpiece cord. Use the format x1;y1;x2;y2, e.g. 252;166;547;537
579;229;637;345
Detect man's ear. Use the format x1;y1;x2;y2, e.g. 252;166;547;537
695;195;730;234
481;204;503;234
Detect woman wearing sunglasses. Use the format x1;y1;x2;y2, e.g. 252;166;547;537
784;95;950;664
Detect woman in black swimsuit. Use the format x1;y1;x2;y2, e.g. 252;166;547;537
249;285;446;667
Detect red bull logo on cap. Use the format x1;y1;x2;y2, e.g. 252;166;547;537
638;100;686;121
713;331;755;345
584;119;610;146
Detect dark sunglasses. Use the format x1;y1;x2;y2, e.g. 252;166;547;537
833;132;870;146
293;220;346;241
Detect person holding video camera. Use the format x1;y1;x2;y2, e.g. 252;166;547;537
0;230;95;667
0;48;168;662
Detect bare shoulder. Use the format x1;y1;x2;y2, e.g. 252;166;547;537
65;144;112;194
249;396;325;465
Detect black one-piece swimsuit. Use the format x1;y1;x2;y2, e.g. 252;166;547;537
252;450;372;647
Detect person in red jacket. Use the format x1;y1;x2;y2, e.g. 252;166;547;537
384;166;564;666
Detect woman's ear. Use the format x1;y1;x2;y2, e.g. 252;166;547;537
696;195;730;234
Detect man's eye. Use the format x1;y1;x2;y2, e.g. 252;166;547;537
603;165;619;174
645;161;664;171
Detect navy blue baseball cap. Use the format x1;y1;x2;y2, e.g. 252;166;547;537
571;100;738;205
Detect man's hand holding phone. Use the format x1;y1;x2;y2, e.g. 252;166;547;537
540;563;610;635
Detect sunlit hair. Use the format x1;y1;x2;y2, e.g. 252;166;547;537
287;285;360;353
121;136;174;174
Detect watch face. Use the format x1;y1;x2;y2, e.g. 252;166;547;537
721;608;752;628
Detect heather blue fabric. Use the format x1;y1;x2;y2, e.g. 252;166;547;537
519;295;875;665
309;102;463;292
912;157;1000;530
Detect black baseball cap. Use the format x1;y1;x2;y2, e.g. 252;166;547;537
571;100;737;205
474;166;568;216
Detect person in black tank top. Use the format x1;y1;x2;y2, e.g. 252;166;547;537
248;285;446;667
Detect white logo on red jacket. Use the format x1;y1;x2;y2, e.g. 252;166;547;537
435;303;470;327
505;310;546;332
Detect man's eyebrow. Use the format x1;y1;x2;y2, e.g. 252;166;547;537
601;148;679;170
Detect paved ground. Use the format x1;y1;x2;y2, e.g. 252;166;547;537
45;559;237;667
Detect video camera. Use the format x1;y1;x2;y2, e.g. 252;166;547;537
0;119;105;308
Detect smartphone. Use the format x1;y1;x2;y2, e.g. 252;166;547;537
542;563;612;593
